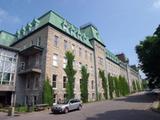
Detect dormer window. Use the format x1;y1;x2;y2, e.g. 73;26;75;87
70;25;75;36
31;19;40;31
21;27;26;36
26;23;32;34
36;37;41;46
16;30;21;39
62;20;68;32
63;24;67;31
96;32;99;39
76;31;81;40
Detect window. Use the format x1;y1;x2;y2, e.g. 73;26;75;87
53;35;59;47
64;94;67;100
34;76;39;88
92;93;95;99
80;79;82;86
20;62;25;70
53;54;58;67
35;54;40;67
63;76;67;88
52;74;57;88
30;40;34;46
98;57;103;65
78;62;82;70
36;37;41;46
79;47;82;57
90;53;92;62
64;40;68;50
90;66;94;75
85;50;87;59
0;72;2;82
25;96;29;105
91;80;94;89
53;94;56;103
26;79;30;89
63;57;67;68
2;73;10;84
72;44;75;54
0;60;3;72
34;96;37;105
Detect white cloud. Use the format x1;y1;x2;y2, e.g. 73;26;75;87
0;8;21;25
153;0;160;9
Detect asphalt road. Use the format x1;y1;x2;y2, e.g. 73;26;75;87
1;92;160;120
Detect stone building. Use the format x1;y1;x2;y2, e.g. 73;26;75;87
0;10;141;105
0;32;18;106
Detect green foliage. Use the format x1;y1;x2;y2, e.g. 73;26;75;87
142;80;148;90
98;93;102;100
64;51;77;100
108;74;114;99
132;80;137;92
132;80;142;92
136;25;160;88
108;75;129;99
15;106;28;113
42;78;53;106
114;77;120;97
80;66;89;103
118;76;129;96
136;80;141;91
99;70;108;99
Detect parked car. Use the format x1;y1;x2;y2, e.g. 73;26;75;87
51;99;82;114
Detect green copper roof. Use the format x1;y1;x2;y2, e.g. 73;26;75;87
80;23;105;46
15;10;93;48
106;49;120;64
0;31;16;46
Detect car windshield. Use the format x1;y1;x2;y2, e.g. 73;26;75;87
57;100;69;104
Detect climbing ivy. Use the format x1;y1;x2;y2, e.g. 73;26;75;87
99;70;108;99
64;51;77;100
80;66;89;103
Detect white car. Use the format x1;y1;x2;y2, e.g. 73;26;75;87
51;99;82;114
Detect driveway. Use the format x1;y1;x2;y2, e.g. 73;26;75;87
1;92;160;120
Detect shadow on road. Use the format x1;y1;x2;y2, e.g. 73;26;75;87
114;92;157;103
86;109;160;120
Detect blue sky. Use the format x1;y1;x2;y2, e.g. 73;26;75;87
0;0;160;68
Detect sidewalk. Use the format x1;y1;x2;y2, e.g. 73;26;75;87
0;112;10;120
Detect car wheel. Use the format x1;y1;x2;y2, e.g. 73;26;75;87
78;105;82;110
64;108;69;114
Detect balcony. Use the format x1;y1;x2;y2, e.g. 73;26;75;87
18;45;43;75
18;64;42;75
20;45;43;56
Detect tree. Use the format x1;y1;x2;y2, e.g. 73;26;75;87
42;78;53;106
132;80;137;92
136;80;141;91
80;66;89;103
99;70;108;99
114;77;120;97
119;76;129;96
64;51;77;99
141;80;148;90
108;74;114;99
136;26;160;88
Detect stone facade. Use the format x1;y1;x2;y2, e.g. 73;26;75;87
0;10;141;105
